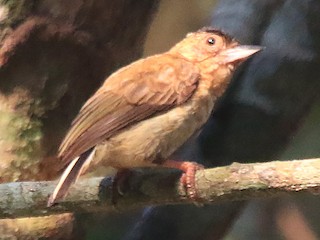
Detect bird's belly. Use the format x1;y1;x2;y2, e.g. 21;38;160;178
91;96;214;169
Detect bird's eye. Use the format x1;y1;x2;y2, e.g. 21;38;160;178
207;37;216;45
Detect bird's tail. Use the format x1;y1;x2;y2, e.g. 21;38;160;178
47;148;95;207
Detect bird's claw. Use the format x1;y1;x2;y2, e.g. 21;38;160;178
111;169;131;205
179;162;204;201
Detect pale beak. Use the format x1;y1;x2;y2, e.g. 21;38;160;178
222;45;264;64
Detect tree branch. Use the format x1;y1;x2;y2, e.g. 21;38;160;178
1;158;320;218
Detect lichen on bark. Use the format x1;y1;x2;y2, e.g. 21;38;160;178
0;88;43;182
0;0;35;26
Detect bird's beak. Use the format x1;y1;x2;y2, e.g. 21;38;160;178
222;45;264;64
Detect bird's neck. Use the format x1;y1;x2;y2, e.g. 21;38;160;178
198;60;233;99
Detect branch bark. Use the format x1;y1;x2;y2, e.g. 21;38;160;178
1;158;320;218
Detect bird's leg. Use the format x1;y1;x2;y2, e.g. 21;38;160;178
111;169;132;205
162;160;204;200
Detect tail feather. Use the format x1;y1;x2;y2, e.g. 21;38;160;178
47;148;94;207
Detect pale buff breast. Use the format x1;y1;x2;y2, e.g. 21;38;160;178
88;86;216;170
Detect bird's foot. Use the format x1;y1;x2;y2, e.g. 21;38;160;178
179;162;204;200
111;169;132;205
163;160;204;201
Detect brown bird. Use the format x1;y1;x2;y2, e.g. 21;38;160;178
48;27;262;206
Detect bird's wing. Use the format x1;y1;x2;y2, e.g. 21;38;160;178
58;54;200;165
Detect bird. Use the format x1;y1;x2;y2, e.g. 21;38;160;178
48;27;262;207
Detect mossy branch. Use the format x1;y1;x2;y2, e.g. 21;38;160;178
1;158;320;218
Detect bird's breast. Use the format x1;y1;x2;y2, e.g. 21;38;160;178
89;87;216;170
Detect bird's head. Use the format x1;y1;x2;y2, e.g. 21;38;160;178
169;27;262;69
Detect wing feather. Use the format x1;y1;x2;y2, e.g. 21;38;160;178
59;54;200;165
